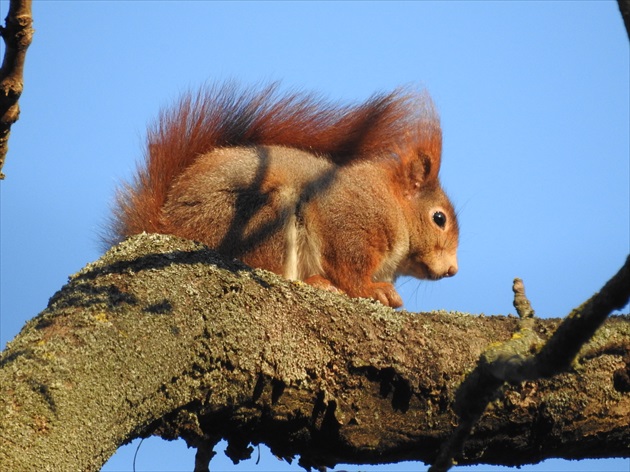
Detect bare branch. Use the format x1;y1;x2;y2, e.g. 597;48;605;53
0;0;33;179
618;0;630;40
430;257;630;472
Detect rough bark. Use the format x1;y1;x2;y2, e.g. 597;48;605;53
0;234;628;471
0;0;33;179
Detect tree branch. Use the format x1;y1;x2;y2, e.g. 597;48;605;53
431;260;630;472
619;0;630;40
1;234;628;471
0;0;33;179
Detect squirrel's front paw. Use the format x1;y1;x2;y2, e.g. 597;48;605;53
368;282;403;308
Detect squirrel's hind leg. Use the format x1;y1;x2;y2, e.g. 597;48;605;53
303;274;345;294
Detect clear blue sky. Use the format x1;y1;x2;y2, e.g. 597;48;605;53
1;1;628;471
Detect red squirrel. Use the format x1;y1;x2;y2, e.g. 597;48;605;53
107;83;459;308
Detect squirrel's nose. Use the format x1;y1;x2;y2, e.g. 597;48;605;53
446;265;458;277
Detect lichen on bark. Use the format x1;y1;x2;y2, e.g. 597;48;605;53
0;234;628;471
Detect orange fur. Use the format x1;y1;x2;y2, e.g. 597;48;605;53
106;82;458;307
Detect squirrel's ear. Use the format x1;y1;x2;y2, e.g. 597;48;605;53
407;152;440;189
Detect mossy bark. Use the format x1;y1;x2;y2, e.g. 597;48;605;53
1;234;628;471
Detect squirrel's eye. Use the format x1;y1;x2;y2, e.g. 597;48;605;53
433;211;446;228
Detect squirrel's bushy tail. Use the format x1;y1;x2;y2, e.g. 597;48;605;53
105;82;441;247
